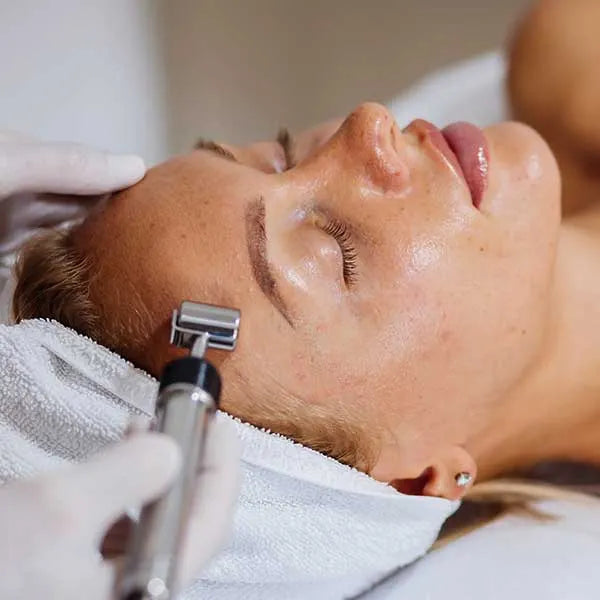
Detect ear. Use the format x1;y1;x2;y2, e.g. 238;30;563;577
369;443;477;501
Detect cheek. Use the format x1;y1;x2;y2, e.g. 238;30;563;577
354;221;552;422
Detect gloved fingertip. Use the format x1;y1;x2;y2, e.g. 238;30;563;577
106;154;146;188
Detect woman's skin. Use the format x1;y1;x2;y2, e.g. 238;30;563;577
69;101;600;502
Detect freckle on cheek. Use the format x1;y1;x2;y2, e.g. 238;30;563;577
440;330;453;343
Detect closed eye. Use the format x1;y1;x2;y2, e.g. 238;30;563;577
316;215;359;286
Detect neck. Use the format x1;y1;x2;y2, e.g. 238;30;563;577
472;208;600;481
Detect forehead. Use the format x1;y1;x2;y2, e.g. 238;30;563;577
142;150;251;210
78;150;262;310
92;151;265;243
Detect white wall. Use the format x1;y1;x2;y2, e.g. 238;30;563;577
0;0;532;163
0;0;169;165
163;0;532;154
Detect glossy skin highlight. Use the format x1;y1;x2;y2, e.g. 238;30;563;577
80;103;560;498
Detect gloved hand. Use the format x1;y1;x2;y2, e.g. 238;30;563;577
0;432;178;600
105;418;242;591
0;131;146;198
0;420;240;600
0;131;146;278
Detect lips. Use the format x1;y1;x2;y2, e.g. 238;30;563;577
442;122;489;208
404;119;489;208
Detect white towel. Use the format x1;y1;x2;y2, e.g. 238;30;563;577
0;319;154;481
0;318;458;599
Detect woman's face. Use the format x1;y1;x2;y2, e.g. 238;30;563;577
85;103;560;484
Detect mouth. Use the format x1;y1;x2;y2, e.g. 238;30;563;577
405;119;489;208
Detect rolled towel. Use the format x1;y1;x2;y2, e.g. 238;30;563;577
0;318;457;598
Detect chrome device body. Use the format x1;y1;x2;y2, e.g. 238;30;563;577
118;301;241;600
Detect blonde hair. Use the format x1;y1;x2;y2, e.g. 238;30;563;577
436;479;599;548
13;228;599;543
13;228;100;340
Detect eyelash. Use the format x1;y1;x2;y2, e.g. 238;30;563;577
320;219;359;286
277;128;296;170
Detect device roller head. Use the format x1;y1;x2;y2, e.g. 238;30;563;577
170;301;240;356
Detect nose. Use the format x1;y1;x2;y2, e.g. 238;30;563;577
335;102;411;193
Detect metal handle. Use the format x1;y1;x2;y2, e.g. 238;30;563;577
118;300;236;600
118;383;215;600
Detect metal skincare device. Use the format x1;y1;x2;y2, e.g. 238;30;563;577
118;301;241;600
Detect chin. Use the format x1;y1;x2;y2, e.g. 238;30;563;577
483;121;561;229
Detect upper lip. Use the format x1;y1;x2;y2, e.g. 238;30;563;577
403;119;467;187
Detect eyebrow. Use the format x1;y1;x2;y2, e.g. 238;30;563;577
194;138;239;163
245;197;294;328
196;131;296;170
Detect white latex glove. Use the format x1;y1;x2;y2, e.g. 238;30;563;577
0;131;146;198
0;432;180;600
104;419;241;594
0;420;240;600
0;131;146;276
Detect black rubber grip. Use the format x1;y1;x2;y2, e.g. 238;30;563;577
158;357;222;406
121;590;144;600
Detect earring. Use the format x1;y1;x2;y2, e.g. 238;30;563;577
455;472;473;488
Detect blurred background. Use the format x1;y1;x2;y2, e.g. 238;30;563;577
0;0;531;165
